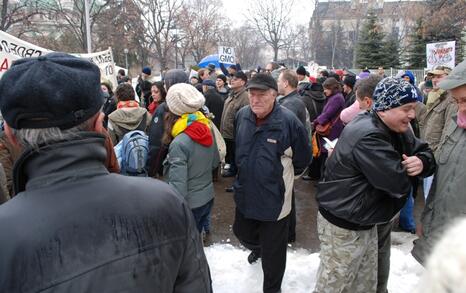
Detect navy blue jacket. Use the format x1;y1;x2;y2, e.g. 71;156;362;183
233;103;312;221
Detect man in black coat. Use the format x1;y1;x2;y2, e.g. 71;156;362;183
202;79;224;129
0;53;212;293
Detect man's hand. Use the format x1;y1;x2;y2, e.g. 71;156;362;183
402;154;423;176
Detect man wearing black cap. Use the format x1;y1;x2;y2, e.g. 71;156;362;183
233;73;311;293
0;53;212;292
220;71;249;180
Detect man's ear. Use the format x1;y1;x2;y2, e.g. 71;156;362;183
92;112;105;134
3;123;21;149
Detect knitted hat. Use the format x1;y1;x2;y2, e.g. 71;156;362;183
0;52;104;130
142;66;151;75
217;74;227;83
372;77;419;111
166;83;205;116
202;79;216;87
343;75;356;88
207;63;216;71
296;66;306;76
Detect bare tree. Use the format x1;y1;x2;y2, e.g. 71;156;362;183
247;0;294;61
177;0;224;64
133;0;183;70
40;0;110;52
0;0;41;32
230;24;265;69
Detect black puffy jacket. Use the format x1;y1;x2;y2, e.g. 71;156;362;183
316;112;436;230
0;133;212;293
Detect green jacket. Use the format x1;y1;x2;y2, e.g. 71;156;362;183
220;88;249;140
412;115;466;265
165;132;220;209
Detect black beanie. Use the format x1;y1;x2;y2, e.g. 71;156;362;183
0;52;104;130
296;66;306;76
217;74;227;83
343;75;357;88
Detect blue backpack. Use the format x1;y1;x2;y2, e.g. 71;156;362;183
119;130;149;176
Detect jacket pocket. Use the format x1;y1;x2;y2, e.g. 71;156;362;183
437;129;459;164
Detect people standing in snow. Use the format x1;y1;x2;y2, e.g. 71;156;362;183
233;73;311;293
163;83;220;234
313;77;435;293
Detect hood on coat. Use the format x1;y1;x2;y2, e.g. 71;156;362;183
108;107;148;130
402;71;416;85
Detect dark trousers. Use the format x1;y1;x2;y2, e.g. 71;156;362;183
191;199;214;233
377;221;393;293
224;138;237;174
233;209;289;293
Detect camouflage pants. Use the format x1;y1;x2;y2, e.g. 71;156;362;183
314;212;378;293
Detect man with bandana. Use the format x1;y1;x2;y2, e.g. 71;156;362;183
313;77;436;293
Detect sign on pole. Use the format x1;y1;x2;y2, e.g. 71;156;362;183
0;31;117;87
426;41;455;70
218;46;235;65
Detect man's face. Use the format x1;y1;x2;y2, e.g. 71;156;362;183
228;67;236;75
377;102;417;133
432;74;447;89
357;95;372;111
216;78;225;89
230;77;245;91
249;88;276;119
141;73;149;80
378;67;384;76
451;85;466;116
190;77;198;85
265;63;273;74
297;74;305;82
277;74;287;95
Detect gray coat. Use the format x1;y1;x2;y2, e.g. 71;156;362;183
412;115;466;265
166;132;220;209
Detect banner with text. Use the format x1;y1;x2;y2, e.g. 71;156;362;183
0;31;117;87
426;41;455;70
218;46;235;65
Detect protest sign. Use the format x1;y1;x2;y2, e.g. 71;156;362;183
218;46;235;65
0;31;117;87
426;41;455;70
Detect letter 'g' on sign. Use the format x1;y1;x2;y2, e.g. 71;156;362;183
218;46;235;65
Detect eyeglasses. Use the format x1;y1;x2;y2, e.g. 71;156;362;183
453;96;466;104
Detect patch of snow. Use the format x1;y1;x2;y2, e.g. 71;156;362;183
205;232;424;293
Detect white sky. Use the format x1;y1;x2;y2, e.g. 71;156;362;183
221;0;316;28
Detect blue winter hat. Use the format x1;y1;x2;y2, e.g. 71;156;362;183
372;77;419;111
142;66;151;75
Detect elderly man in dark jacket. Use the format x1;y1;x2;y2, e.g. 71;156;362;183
0;53;212;293
313;77;436;293
233;73;312;293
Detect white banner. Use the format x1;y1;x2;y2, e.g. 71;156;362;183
0;30;117;87
426;41;455;70
218;46;235;65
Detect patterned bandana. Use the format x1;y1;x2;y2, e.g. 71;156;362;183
117;100;140;109
372;77;419;111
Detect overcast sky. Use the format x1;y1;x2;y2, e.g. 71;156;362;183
220;0;315;28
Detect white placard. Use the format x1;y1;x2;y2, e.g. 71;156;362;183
0;30;117;87
218;46;235;65
426;41;455;70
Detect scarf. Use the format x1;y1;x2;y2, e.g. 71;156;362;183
117;100;140;109
426;89;445;109
171;111;212;146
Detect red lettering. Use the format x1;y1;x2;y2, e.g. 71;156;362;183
0;58;9;72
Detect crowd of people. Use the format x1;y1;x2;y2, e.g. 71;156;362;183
0;52;464;293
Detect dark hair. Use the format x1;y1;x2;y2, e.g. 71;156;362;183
162;111;180;145
328;71;341;82
322;77;342;95
118;69;125;76
217;74;227;83
320;70;329;77
280;69;298;89
355;74;383;100
115;83;135;101
152;81;167;102
101;81;114;97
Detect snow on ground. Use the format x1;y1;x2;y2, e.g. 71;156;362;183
205;232;424;293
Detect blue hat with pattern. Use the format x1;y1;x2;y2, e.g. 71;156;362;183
372;77;419;111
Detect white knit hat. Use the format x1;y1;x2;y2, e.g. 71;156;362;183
166;83;205;116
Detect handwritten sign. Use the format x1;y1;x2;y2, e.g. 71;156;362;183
426;41;455;70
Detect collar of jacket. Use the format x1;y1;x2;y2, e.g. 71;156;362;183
244;102;283;130
279;90;299;102
230;87;247;99
13;132;109;194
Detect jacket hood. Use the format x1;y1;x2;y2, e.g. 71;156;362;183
402;71;415;85
184;122;213;147
298;82;326;102
108;107;148;130
164;69;189;90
